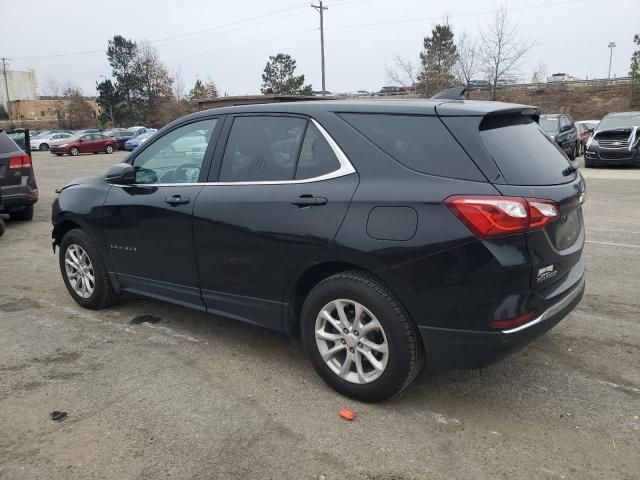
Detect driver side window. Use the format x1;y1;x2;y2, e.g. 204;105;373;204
132;118;217;184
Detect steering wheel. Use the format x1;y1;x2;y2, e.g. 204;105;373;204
173;163;201;183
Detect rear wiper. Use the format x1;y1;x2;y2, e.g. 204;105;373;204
562;165;577;176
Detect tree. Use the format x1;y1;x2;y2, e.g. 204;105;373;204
479;6;535;100
107;35;139;103
96;78;121;127
65;88;94;129
630;34;640;108
385;54;418;90
417;24;459;98
261;53;313;95
134;41;174;125
454;32;480;96
42;77;77;128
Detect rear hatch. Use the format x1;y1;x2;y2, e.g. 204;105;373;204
439;106;586;295
0;132;24;188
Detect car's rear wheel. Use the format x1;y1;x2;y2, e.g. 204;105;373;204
301;271;422;402
568;143;577;161
55;153;63;156
59;229;120;309
39;143;49;151
105;145;114;154
69;147;79;156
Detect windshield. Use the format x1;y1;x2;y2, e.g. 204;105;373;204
598;115;640;130
538;117;559;132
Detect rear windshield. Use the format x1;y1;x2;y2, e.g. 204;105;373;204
480;116;574;185
339;113;484;181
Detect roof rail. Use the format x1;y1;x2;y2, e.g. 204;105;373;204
431;86;467;101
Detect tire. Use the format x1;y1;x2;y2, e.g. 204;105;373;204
69;147;79;156
584;157;597;168
39;143;49;151
59;229;120;310
55;153;63;157
568;143;577;161
301;271;423;402
0;218;5;237
9;204;34;221
105;145;114;154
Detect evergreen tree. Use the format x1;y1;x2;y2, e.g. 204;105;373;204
630;34;640;108
417;25;459;97
261;53;313;95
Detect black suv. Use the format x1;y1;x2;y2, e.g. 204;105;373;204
52;97;586;401
539;114;579;160
0;130;38;221
584;111;640;167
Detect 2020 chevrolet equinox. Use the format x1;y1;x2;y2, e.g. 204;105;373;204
52;93;586;401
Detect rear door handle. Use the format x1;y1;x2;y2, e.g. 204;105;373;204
291;195;327;207
164;194;190;206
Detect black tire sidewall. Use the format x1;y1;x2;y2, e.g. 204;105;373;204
301;274;416;402
9;204;34;221
59;229;111;309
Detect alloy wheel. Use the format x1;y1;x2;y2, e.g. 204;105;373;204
315;299;389;384
64;244;95;299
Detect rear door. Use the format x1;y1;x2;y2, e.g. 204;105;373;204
192;114;358;331
442;113;586;295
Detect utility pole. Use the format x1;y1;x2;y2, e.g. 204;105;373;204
1;57;11;121
608;42;616;80
311;1;328;95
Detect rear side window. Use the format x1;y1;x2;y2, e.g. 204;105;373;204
220;116;306;182
339;113;484;181
0;132;20;153
295;123;340;179
480;116;573;185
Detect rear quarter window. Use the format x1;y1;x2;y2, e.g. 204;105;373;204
339;113;485;181
479;116;574;186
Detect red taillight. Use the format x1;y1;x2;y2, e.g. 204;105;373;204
489;312;535;329
8;153;31;170
444;195;559;239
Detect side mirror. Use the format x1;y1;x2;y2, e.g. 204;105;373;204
106;163;135;185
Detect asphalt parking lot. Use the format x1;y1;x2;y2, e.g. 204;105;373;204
1;151;639;480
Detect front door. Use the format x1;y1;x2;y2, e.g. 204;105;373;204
193;115;358;330
102;117;221;308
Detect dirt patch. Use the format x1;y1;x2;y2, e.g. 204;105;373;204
0;298;41;312
130;315;162;325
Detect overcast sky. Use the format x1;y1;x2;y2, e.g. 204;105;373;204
1;0;637;96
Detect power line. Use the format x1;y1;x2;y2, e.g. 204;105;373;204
327;0;583;31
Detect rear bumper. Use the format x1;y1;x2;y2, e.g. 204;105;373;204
419;276;585;368
0;186;38;210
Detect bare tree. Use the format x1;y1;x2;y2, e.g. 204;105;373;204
454;32;480;96
385;54;417;90
172;66;186;102
42;77;78;128
479;6;535;100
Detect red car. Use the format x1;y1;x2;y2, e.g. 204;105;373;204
49;133;117;156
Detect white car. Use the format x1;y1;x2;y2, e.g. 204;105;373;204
30;132;73;151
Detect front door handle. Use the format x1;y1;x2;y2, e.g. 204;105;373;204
165;194;190;206
291;195;327;207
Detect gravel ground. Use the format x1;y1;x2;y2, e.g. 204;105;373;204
0;151;638;480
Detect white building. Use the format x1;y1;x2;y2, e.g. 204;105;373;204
0;66;38;114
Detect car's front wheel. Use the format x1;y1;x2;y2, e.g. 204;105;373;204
69;147;79;156
301;271;422;402
39;143;49;151
59;229;120;309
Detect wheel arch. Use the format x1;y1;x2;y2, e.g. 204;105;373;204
284;260;410;336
